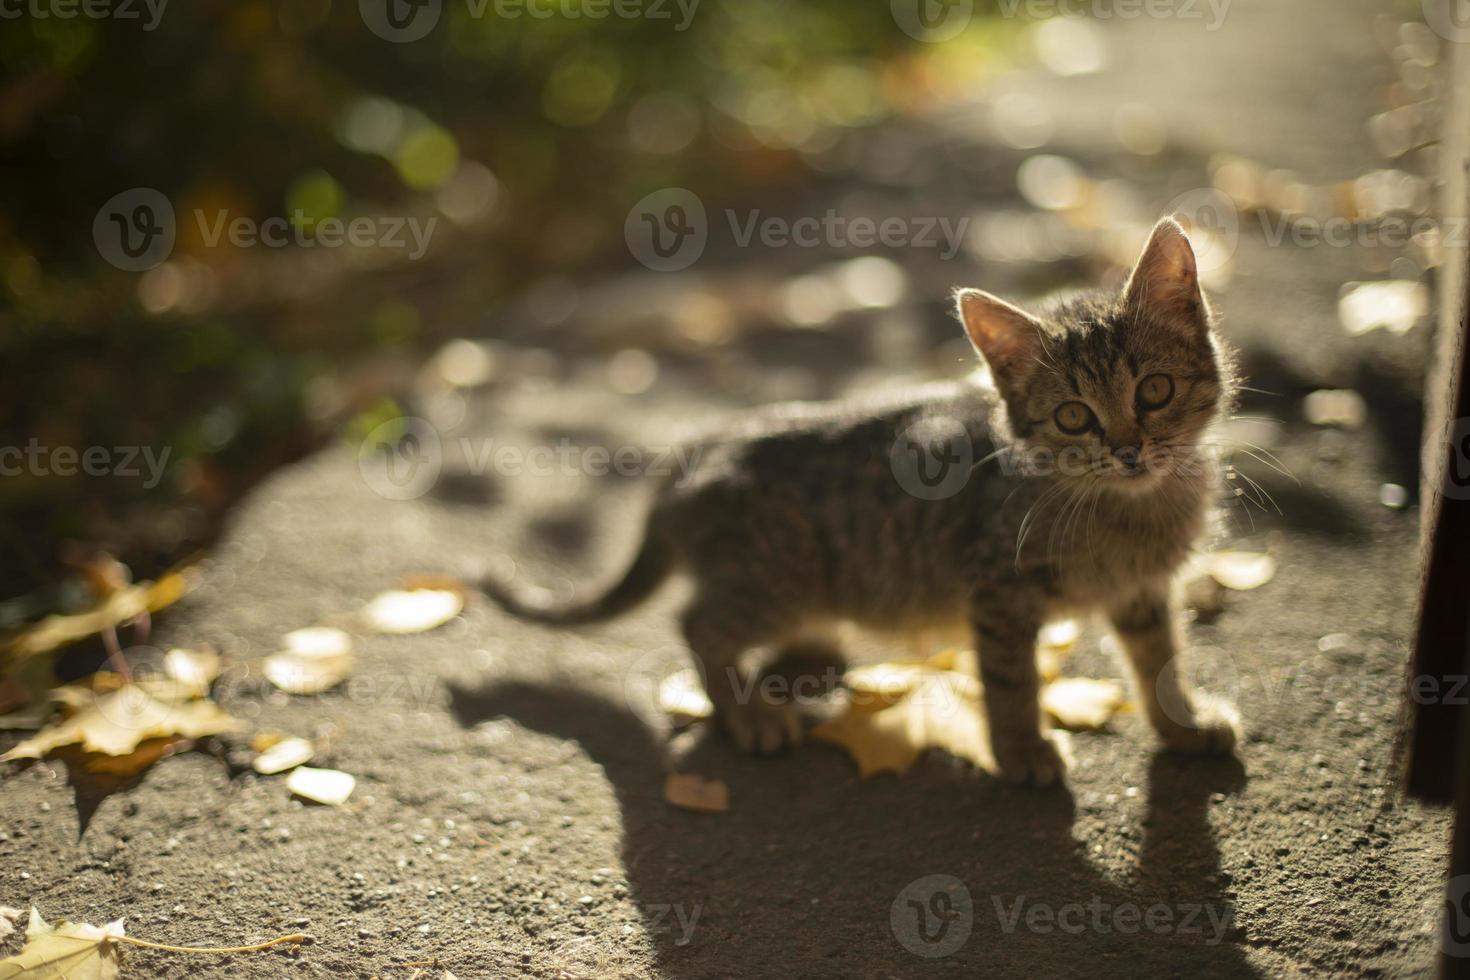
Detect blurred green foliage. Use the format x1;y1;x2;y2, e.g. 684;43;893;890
0;0;1010;600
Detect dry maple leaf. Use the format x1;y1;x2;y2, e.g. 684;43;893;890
813;654;994;777
162;646;222;696
263;627;354;695
0;657;60;732
287;766;356;805
0;908;126;980
0;908;305;977
1042;678;1128;731
1207;551;1277;591
2;567;197;663
656;669;713;727
663;773;730;813
812;647;1121;778
359;587;464;634
0;684;240;762
83;737;192;777
0;908;21;943
252;736;314;775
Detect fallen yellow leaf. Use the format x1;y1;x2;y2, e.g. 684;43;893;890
84;737;190;776
162;646;221;696
664;773;729;813
2;568;197;662
359;588;463;634
263;627;353;695
1208;551;1277;591
812;647;1125;778
657;669;713;726
0;908;125;980
0;907;21;942
287;766;356;805
253;737;314;775
0;657;60;731
813;658;993;777
1039;619;1081;651
0;684;241;761
1042;677;1127;731
0;908;306;977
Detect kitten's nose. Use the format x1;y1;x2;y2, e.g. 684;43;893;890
1112;443;1145;475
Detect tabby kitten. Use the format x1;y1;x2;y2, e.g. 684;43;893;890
485;217;1240;785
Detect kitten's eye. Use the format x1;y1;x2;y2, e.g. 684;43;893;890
1054;401;1097;435
1137;374;1174;410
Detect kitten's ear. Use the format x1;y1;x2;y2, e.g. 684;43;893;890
1123;218;1210;328
956;288;1044;382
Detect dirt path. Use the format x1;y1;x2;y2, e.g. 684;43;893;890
0;1;1454;977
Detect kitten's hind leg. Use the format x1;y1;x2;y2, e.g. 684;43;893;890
681;596;805;755
1108;589;1240;753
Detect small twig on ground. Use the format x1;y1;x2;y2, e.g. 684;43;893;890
113;932;307;954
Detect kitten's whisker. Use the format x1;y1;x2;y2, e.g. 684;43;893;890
970;446;1011;473
1084;481;1105;572
1016;479;1076;566
1049;477;1095;567
1234;445;1298;484
1200;437;1297;484
1234;468;1283;516
1222;489;1259;533
1019;481;1073;553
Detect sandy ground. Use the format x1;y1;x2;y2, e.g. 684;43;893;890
1;0;1456;976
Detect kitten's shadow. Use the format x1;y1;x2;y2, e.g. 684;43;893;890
448;680;1255;978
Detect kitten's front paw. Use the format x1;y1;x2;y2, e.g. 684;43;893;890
719;699;804;756
1158;697;1240;754
991;732;1069;787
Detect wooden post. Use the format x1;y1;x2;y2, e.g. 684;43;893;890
1403;29;1470;980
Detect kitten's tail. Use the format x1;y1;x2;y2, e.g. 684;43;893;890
481;523;673;626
